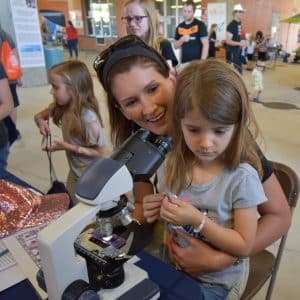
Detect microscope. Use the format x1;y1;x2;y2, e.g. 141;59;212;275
37;129;172;300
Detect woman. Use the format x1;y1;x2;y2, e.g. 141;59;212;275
93;35;290;298
122;0;178;67
255;30;268;64
65;20;78;59
208;23;217;58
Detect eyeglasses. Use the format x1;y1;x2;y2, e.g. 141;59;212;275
121;16;148;24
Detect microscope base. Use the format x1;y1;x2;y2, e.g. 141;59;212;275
98;261;159;299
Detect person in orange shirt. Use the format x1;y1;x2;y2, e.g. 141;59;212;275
65;21;78;60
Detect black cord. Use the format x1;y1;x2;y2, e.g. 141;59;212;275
46;133;57;183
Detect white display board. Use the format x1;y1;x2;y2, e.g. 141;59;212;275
10;0;45;68
207;3;227;41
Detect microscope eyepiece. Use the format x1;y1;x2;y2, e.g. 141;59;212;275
153;135;173;156
110;129;173;181
135;128;152;140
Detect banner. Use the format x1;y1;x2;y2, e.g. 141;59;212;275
207;3;227;41
10;0;45;68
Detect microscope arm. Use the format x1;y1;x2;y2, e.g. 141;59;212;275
38;203;97;300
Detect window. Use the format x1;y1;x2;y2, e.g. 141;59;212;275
85;0;116;41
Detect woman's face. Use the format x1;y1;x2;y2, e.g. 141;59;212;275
124;2;149;40
111;65;175;136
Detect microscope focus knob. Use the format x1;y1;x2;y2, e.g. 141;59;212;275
62;280;100;300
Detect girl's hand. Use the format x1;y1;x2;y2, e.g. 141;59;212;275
37;119;50;136
43;140;68;152
143;193;164;223
160;196;201;227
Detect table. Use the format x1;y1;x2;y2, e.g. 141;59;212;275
0;169;43;300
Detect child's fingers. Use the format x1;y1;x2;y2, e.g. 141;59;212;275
160;205;176;222
144;207;160;223
143;193;164;208
165;197;181;206
146;215;159;223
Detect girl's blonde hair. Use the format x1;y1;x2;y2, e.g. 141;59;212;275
50;61;103;142
165;59;263;194
124;0;162;51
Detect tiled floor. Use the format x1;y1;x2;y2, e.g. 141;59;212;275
7;51;300;299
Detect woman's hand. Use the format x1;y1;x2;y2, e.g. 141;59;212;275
143;192;164;223
160;196;201;227
169;231;236;276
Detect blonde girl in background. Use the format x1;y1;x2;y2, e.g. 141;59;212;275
122;0;178;68
156;60;267;299
208;23;217;58
34;61;108;203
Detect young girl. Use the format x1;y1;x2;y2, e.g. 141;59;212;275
157;60;267;299
34;61;108;203
252;61;265;102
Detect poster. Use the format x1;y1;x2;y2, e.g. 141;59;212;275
10;0;45;68
207;3;227;42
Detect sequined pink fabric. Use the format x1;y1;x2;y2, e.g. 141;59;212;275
0;180;70;238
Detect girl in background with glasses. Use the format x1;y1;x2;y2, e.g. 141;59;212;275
93;35;290;299
122;0;178;68
34;61;108;203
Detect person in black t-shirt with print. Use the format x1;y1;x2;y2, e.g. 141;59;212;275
226;3;247;74
174;1;208;65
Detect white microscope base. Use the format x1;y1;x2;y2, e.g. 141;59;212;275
98;262;149;299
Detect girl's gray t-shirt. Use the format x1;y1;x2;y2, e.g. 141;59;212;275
158;162;267;289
